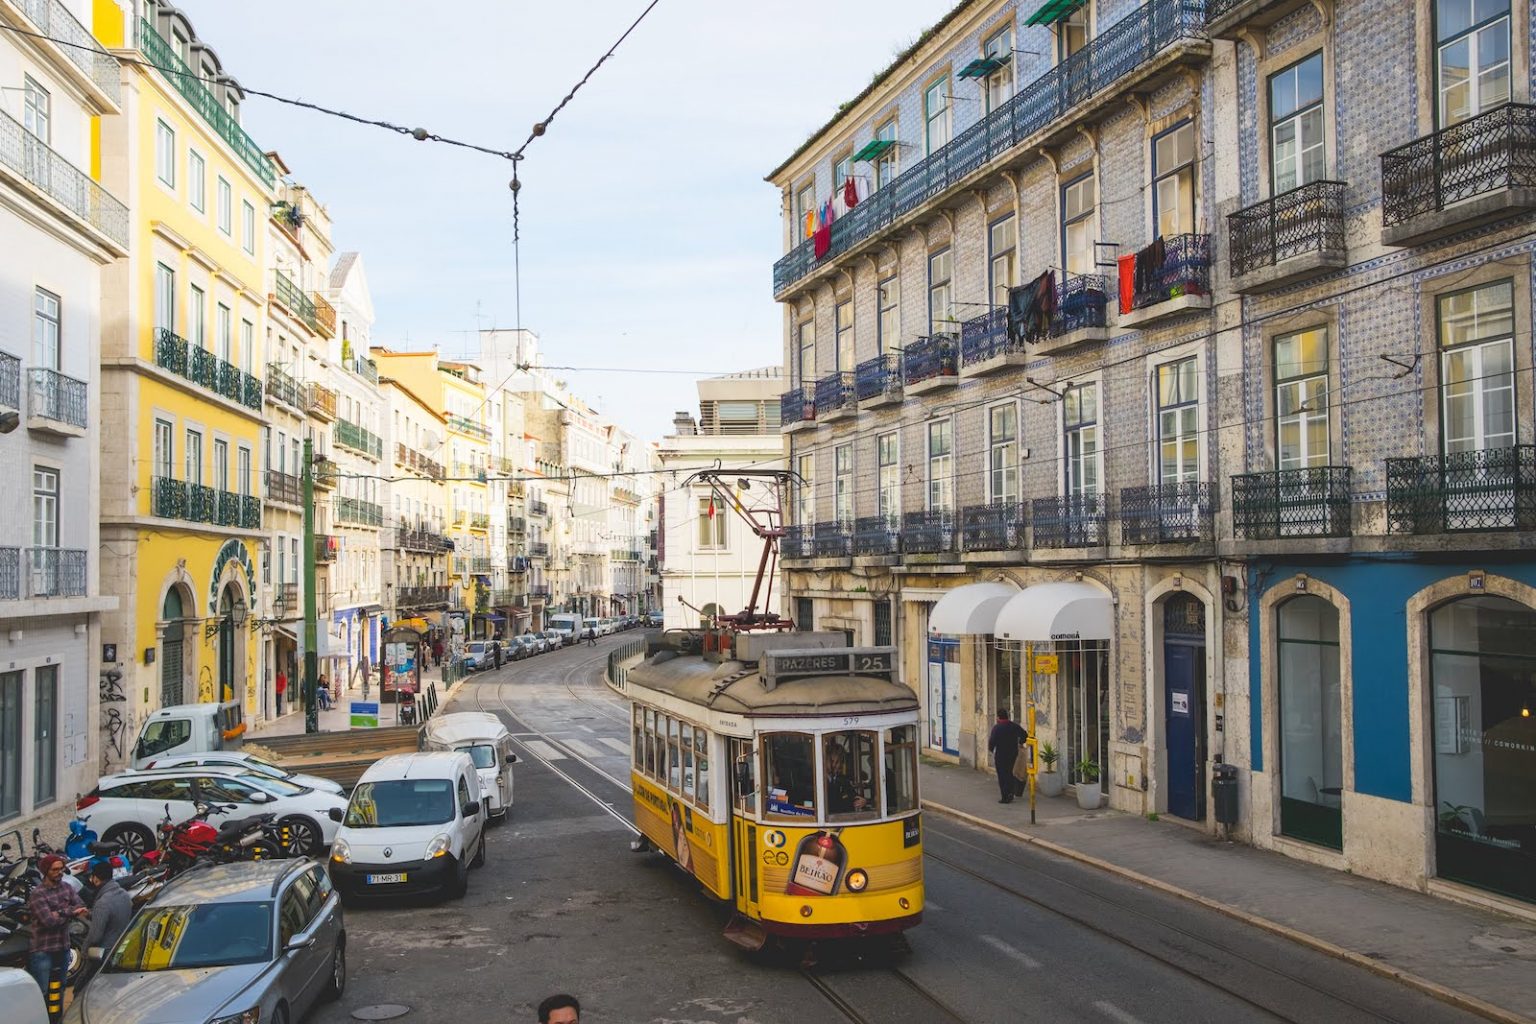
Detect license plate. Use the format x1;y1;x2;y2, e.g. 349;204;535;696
366;873;407;884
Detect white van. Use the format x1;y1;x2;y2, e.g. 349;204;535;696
327;751;487;902
130;701;245;768
418;712;517;820
547;613;581;645
582;616;601;639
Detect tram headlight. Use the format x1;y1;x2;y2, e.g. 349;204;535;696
844;869;869;893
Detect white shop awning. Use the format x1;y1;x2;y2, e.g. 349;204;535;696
995;581;1112;642
928;582;1018;635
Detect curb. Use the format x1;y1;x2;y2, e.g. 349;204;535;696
922;799;1534;1024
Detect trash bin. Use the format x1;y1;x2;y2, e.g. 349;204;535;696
1212;763;1239;825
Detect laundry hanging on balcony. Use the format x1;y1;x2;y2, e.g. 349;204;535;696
813;196;836;260
842;175;860;210
1007;270;1057;345
1133;236;1167;300
1117;253;1136;315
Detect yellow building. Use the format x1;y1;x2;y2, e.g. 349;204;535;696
96;3;275;757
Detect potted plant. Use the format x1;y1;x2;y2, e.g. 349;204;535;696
1075;757;1102;810
1037;742;1064;797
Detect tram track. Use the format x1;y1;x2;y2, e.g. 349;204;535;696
800;963;975;1024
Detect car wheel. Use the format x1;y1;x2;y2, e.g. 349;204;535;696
449;856;469;899
271;1003;291;1024
103;822;154;864
471;830;486;868
280;815;323;857
322;938;347;1002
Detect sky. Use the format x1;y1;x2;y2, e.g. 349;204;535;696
182;0;945;439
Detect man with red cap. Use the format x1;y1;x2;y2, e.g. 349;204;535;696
28;853;87;1017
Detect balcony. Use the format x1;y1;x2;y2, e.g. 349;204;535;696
26;367;87;434
814;372;856;424
272;582;298;615
1229;181;1347;293
0;547;15;599
398;585;452;609
811;521;851;559
530;541;550;558
138;19;274;186
852;515;899;557
304;382;338;421
854;354;903;410
152;330;261;411
1031;494;1107;549
1205;0;1319;37
1119;233;1212;330
1119;482;1214;545
334;418;383;460
312;293;337;339
314;534;338;563
13;0;120;104
960;502;1023;552
1015;274;1113;356
471;557;493;573
395;443;444;480
265;363;302;409
508;516;526;534
0;108;128;248
470;514;490;531
781;524;812;560
902;335;958;395
780;386;816;433
396;526;451;553
447;414;490;440
312;460;337;491
265;469;302;507
335;497;383;527
25;547;85;598
1386;446;1536;534
529;498;549;517
531;584;551;600
959;308;1023;378
770;0;1208;296
901;509;953;555
491;588;525;606
1381;103;1536;247
149;477;224;526
610;549;642;562
0;350;17;410
1232;467;1352;540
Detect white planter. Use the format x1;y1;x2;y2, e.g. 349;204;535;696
1037;771;1064;797
1075;783;1103;810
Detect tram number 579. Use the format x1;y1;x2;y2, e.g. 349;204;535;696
841;716;862;727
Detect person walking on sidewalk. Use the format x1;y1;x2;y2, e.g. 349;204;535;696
987;708;1028;804
274;669;287;716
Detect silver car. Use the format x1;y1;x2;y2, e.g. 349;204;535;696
68;859;345;1024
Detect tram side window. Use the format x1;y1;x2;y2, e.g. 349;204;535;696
824;730;878;820
885;724;919;814
668;715;682;791
682;723;695;800
764;732;817;820
644;709;658;777
731;738;756;814
694;727;710;811
632;707;643;771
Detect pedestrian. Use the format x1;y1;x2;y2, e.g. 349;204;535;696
274;668;287;715
584;626;597;648
493;638;503;669
77;861;130;993
432;637;444;666
27;853;87;1019
986;708;1028;804
537;993;580;1024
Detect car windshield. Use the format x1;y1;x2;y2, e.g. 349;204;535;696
136;719;190;758
468;643;488;654
345;779;455;827
238;772;307;797
457;744;496;769
106;902;272;971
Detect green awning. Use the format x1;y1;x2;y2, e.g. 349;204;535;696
1024;0;1086;26
958;54;1010;79
852;138;896;163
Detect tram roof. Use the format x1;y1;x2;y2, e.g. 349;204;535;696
626;652;919;717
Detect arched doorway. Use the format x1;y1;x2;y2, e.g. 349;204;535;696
217;585;237;702
1428;595;1536;904
1277;595;1343;849
1162;592;1207;821
161;587;187;706
699;603;722;628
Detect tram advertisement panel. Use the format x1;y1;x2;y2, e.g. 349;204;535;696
754;817;922;901
632;774;729;898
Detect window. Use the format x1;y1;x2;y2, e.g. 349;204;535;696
694;726;710;811
33;467;58;549
154;419;174;479
1275;327;1330;469
186;429;203;484
884;724;919;813
988;404;1017;503
1057;2;1090;60
1269;54;1325;194
213;439;229;492
1277;596;1342;849
667;717;682;791
155;263;175;335
924;78;950;154
764;732;817;819
33;666;56;805
33;289;60;371
1439;279;1515;453
928;248;953;334
834;444;853;524
832;153;852;200
835;301;854;374
217;304;232;363
989;215;1016;309
1062;174;1096;276
1436;0;1510;127
877;276;900;352
927;419;953;512
878;432;899;524
796;453;814;527
217;177;232;234
795;182;815;242
796;319;816;385
697;496;726;549
23;77;50;142
241;319;254;373
0;672;21;819
983;27;1014;113
823;730;878;820
1064;382;1100;497
155;120;175;187
242;201;256;254
1152;121;1196;237
188;150;206;212
1157;357;1201;484
874;600;893;647
189;285;206;349
873;118;898;190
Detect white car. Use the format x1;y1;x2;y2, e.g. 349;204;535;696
79;764;350;861
133;749;347;796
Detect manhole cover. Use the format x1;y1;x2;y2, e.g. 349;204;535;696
352;1005;411;1020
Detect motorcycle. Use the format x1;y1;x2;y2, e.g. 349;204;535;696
139;802;283;875
60;815;131;904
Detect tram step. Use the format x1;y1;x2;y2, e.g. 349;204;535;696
722;915;767;952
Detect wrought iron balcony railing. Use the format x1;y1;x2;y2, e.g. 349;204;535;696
273;582;298;613
241;494;261;529
304;382;338;420
150;476;185;520
396;526;451;553
447;414;490;440
814;372;854;417
812;520;851;558
1382;103;1536;229
508;516;526;534
781;386;815;427
1119;482;1214;544
1130;233;1211;311
529;499;549;517
781;523;812;559
960;502;1023;551
335;497;384;527
188;483;217;524
264;469;301;507
138;20;273;185
398;585;453;608
470;513;490;530
1232;466;1352;540
530;541;550;557
471;557;493;573
0;547;17;600
903;335;958;386
852;515;900;555
0;108;128;246
1031;493;1107;548
1386;445;1536;534
902;509;953;554
26;546;85;598
531;584;551;599
854;354;902;402
152;330;259;410
959;308;1015;366
770;0;1207;294
16;0;121;101
312;293;338;338
334;418;383;459
1053;274;1111;336
491;588;525;606
314;534;338;563
27;367;86;428
0;350;18;410
242;373;262;410
216;490;242;527
1229;181;1346;279
189;345;217;391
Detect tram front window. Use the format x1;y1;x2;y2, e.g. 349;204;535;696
824;730;879;820
884;724;918;814
764;732;817;819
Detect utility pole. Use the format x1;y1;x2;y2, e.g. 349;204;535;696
303;437;320;734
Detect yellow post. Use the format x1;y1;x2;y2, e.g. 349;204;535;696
1025;641;1037;825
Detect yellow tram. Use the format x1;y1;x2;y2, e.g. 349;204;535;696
611;628;924;946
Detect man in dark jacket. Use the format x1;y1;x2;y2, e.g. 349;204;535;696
78;861;132;991
987;708;1028;804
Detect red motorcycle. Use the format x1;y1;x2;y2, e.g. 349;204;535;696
138;802;282;875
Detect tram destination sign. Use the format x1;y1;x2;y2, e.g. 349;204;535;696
762;647;897;686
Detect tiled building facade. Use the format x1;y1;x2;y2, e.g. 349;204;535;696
770;0;1536;913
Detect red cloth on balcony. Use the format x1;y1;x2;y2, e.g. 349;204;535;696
843;176;859;210
1117;254;1136;315
813;198;834;260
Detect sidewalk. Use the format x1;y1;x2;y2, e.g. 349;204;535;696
248;669;454;738
920;760;1536;1024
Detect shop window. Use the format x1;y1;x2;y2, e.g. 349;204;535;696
1277;596;1343;850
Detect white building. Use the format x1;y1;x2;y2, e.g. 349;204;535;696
0;0;126;822
656;368;785;629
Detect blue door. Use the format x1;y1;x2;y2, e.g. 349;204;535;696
926;639;960;755
1163;593;1207;821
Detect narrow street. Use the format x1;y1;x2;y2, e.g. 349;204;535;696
308;636;1490;1024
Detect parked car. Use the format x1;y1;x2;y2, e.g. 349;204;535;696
1;967;47;1024
521;632;549;655
646;611;663;628
135;750;346;796
418;713;517;820
539;630;565;650
67;859;345;1024
509;635;538;659
82;764;350;861
327;752;487;902
464;640;493;671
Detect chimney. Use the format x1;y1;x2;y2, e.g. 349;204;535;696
672;411;697;436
